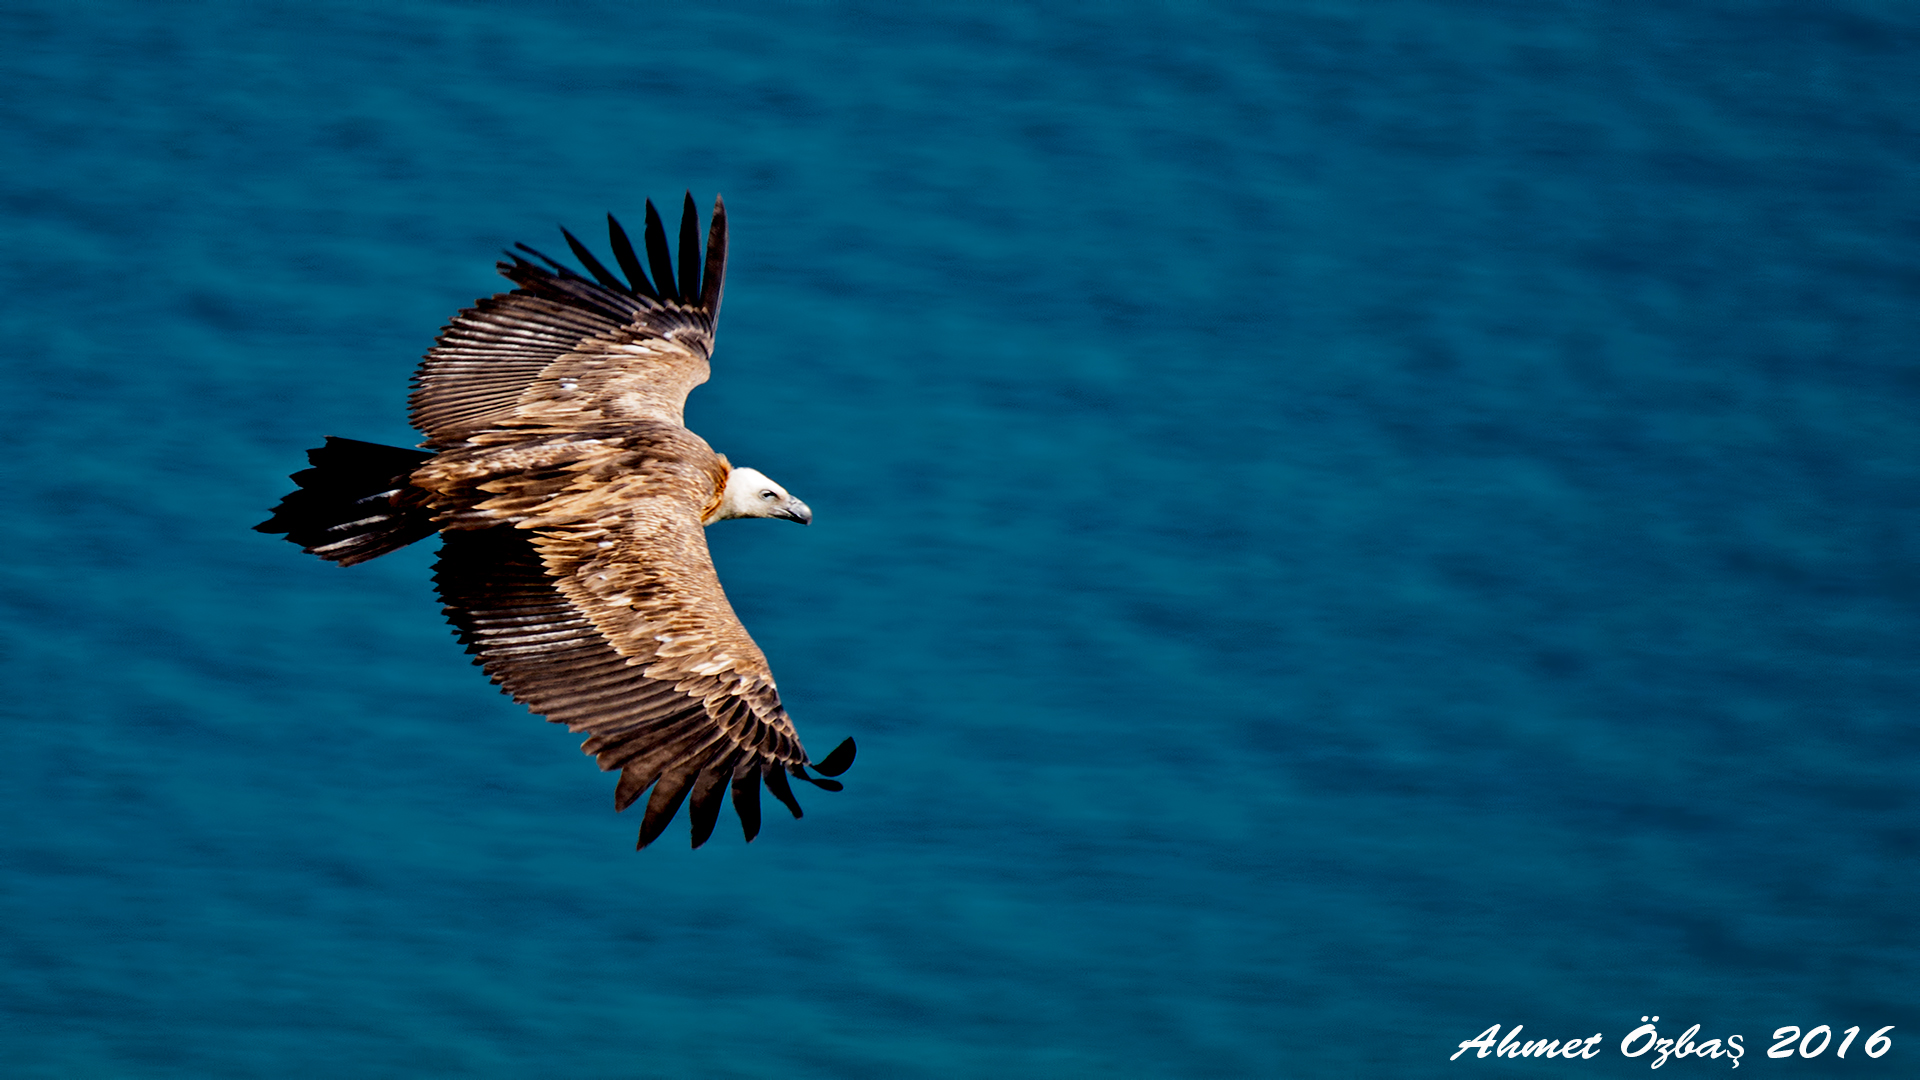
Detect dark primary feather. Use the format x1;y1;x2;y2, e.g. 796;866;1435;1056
686;751;740;848
731;762;764;842
607;213;656;298
762;765;804;820
560;227;628;292
510;241;578;278
813;737;858;777
643;199;678;302
700;199;728;317
677;192;702;302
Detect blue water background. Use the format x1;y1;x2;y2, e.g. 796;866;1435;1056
3;2;1916;1075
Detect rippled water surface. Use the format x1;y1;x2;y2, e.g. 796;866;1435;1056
3;2;1916;1075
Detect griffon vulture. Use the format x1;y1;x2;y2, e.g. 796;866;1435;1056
258;195;855;850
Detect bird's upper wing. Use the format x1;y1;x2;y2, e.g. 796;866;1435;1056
431;493;853;850
410;194;729;446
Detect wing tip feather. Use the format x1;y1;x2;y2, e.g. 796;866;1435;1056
560;226;629;292
701;194;727;317
812;737;857;777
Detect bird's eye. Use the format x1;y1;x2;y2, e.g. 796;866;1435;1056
761;490;777;500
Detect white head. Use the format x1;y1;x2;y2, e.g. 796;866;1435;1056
713;466;812;525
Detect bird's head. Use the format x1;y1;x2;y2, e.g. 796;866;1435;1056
713;466;811;525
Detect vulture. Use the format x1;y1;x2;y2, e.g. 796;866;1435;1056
258;194;855;850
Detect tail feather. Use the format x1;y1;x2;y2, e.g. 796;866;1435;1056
257;437;437;565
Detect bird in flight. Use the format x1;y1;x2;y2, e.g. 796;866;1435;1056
258;194;855;850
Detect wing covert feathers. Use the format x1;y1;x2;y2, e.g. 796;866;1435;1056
409;195;730;445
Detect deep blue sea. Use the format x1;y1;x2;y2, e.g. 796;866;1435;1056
3;2;1915;1076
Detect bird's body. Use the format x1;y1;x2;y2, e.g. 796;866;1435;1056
258;195;853;850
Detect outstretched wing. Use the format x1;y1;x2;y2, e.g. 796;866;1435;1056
433;518;854;850
410;194;730;446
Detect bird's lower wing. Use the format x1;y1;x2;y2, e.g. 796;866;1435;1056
432;526;839;849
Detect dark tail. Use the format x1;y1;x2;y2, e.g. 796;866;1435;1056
256;437;437;566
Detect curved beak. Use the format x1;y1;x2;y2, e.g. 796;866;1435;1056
779;498;812;525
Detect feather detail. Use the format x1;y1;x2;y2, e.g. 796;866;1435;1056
701;196;728;318
561;227;628;292
677;192;702;302
643;200;678;303
607;213;657;299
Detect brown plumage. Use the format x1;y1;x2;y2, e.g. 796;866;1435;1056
257;195;855;849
